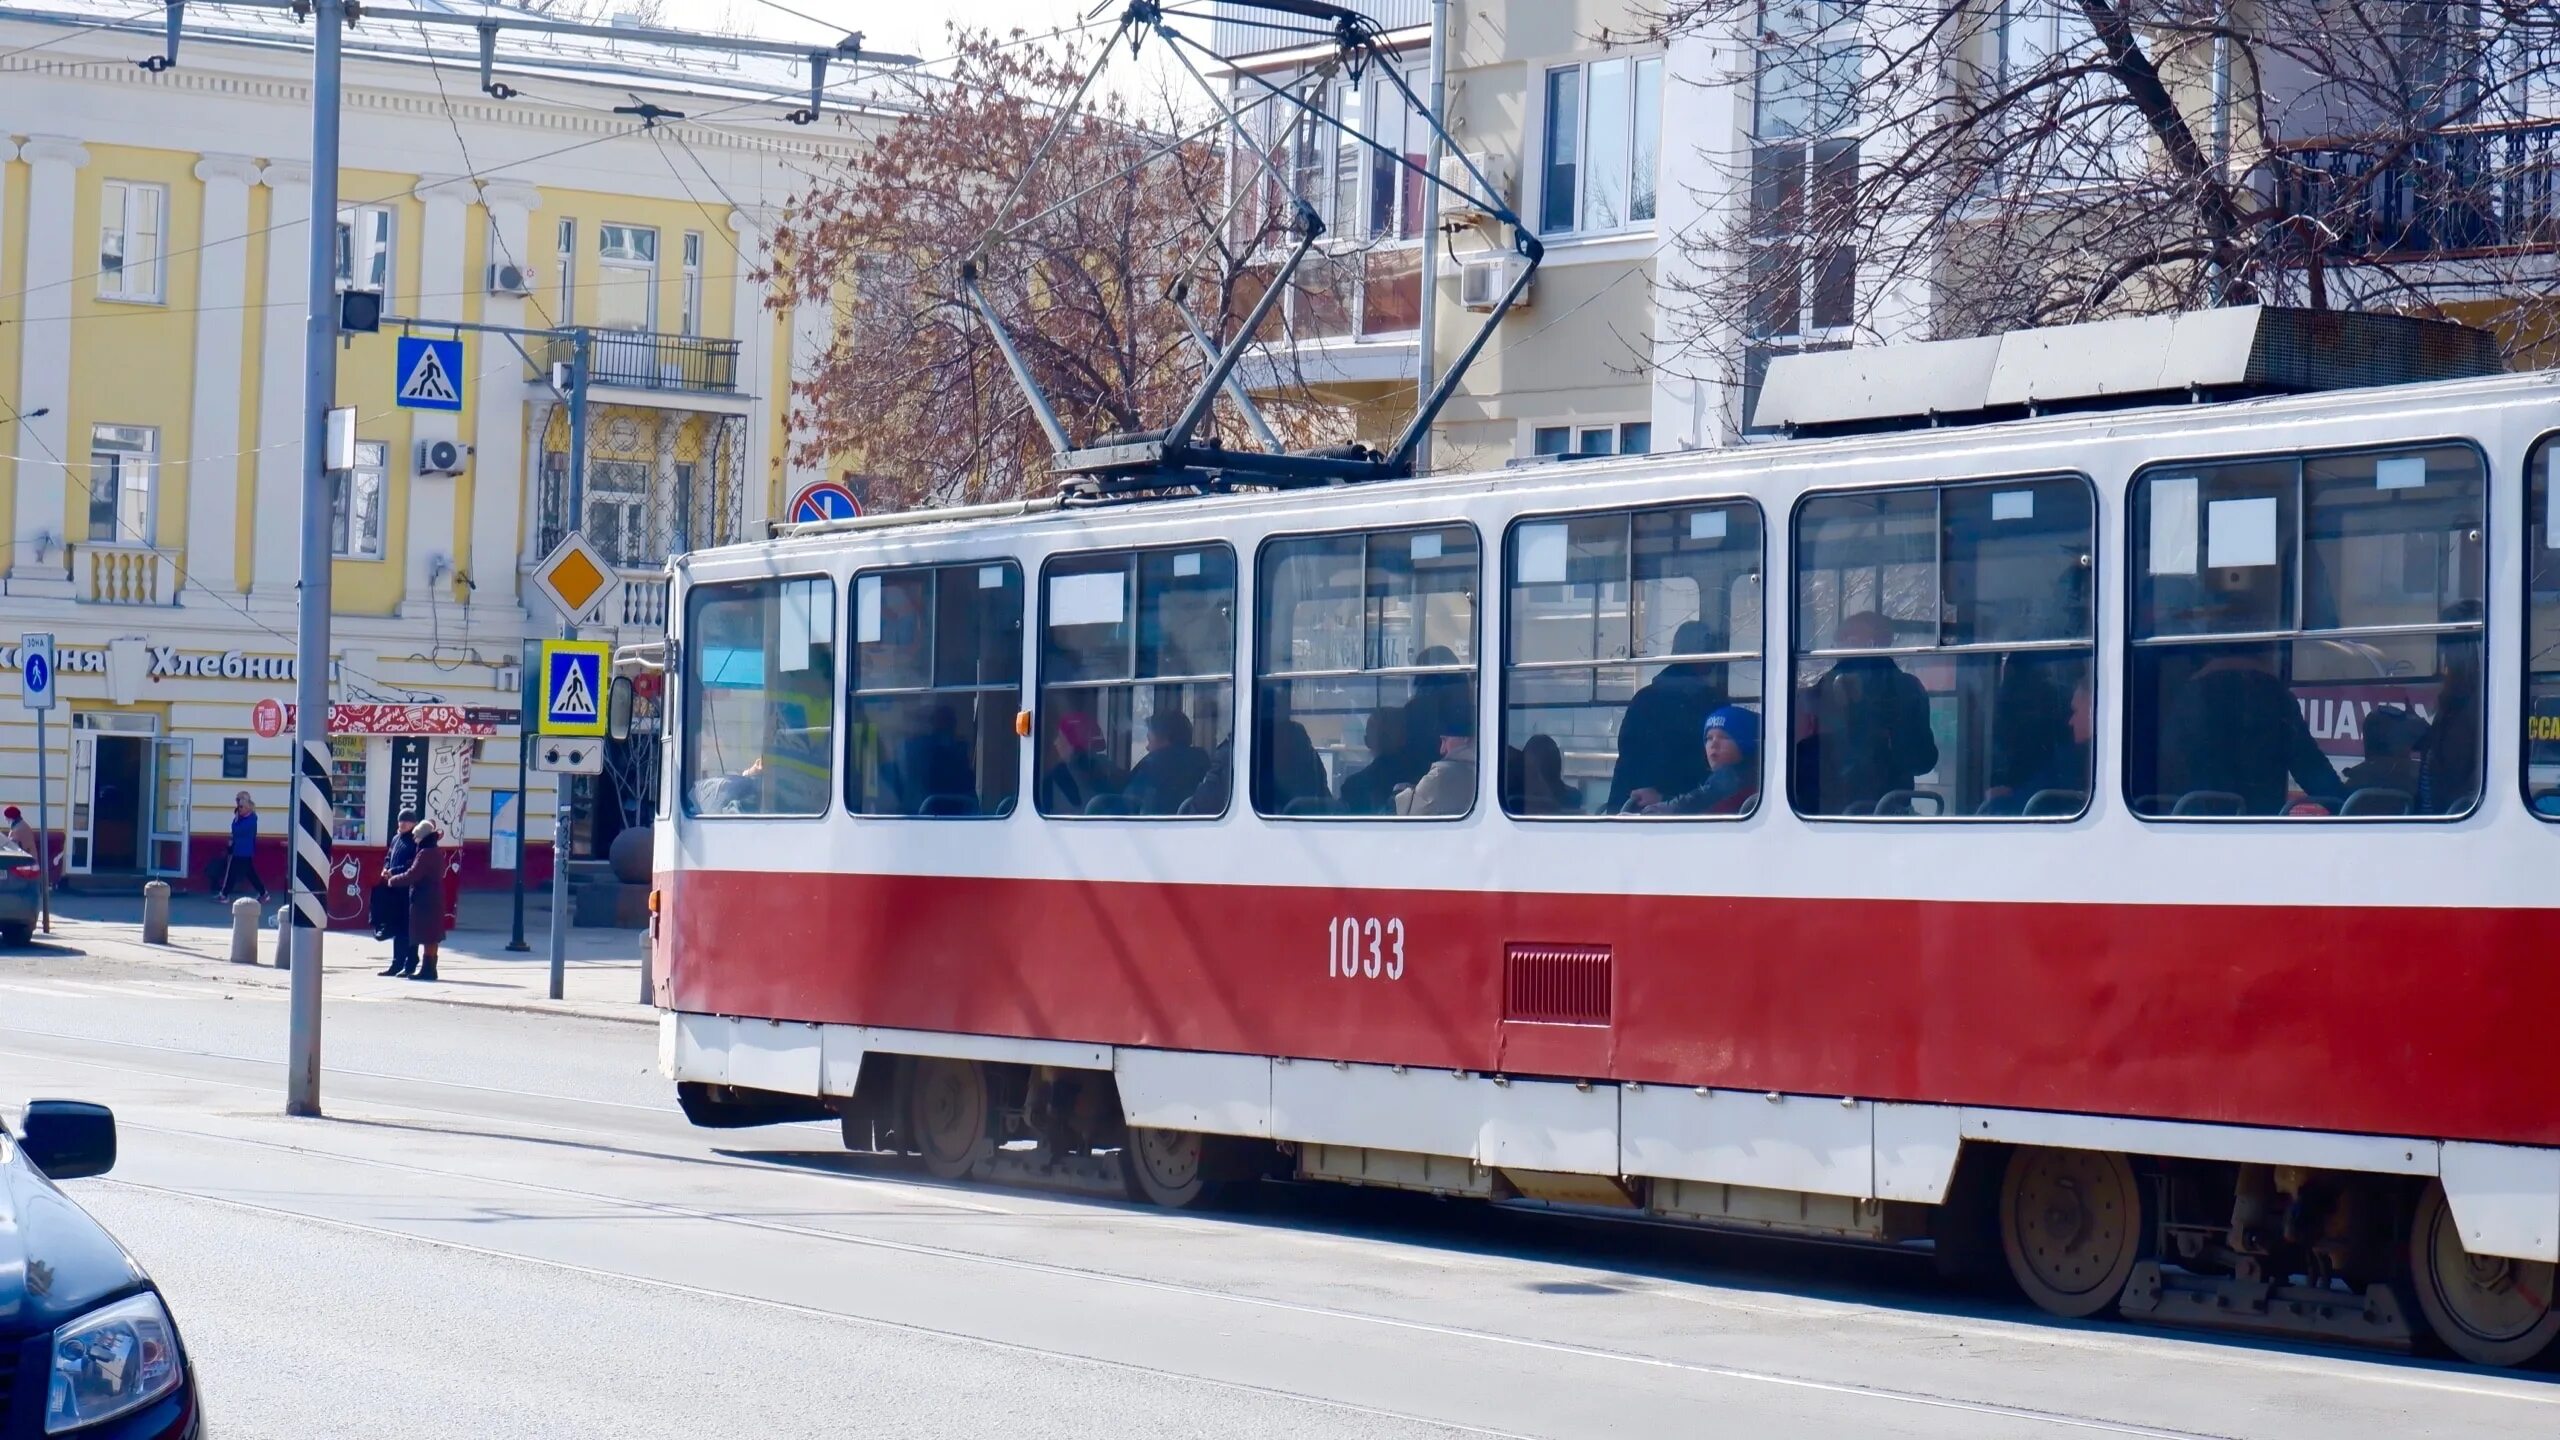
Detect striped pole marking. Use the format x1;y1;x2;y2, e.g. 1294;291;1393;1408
292;740;332;931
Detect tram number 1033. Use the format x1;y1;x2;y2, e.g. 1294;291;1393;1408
1326;916;1407;980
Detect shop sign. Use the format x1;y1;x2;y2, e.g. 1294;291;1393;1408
274;703;501;737
390;737;431;824
0;643;298;682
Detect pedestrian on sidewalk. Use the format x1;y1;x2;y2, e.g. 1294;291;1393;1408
386;819;449;982
376;810;420;977
216;793;272;904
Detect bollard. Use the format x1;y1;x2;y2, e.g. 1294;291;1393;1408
273;906;290;968
229;897;261;965
141;880;170;945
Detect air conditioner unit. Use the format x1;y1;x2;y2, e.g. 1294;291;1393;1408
1437;150;1513;224
1459;254;1532;312
486;261;535;297
415;438;468;477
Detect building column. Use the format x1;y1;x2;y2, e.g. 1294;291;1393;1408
404;174;474;611
9;136;88;597
182;154;263;598
469;181;541;615
250;162;311;603
520;397;558;586
0;137;14;580
727;206;780;532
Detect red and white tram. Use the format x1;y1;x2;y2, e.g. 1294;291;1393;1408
649;325;2560;1366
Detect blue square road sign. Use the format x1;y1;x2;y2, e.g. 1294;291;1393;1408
538;640;610;737
394;336;465;412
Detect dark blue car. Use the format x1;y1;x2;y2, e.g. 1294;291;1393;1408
1;1102;201;1436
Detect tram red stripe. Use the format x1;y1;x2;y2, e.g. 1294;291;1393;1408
664;870;2560;1148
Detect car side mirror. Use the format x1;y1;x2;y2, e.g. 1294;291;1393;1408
606;675;635;743
18;1099;115;1179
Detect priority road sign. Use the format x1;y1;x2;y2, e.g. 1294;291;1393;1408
529;532;620;623
538;639;610;737
19;633;55;711
394;335;465;412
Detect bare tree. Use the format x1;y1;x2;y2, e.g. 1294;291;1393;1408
1643;0;2560;401
766;27;1350;511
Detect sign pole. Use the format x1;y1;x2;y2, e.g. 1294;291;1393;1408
547;328;591;1003
286;0;345;1118
33;707;49;935
507;731;531;952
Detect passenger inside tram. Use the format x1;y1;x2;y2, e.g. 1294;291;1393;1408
2413;608;2482;814
1122;708;1212;815
2153;644;2343;816
1396;708;1478;816
1977;662;2091;816
1796;611;1939;815
1624;705;1761;815
1604;619;1727;811
1040;709;1124;815
893;704;975;815
1334;706;1414;815
1515;733;1584;815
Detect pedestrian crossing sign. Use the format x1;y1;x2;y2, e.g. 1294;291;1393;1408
538;640;610;737
394;336;465;412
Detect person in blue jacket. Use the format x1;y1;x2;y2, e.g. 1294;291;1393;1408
216;791;270;903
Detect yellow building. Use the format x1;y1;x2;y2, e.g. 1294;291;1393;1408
0;0;876;892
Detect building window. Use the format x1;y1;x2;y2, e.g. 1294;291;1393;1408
1744;0;1862;432
844;562;1025;817
97;180;166;303
682;576;837;818
1504;501;1764;817
331;441;386;560
1794;477;2095;819
1529;421;1652;459
1037;545;1237;818
1540;54;1664;236
679;231;704;336
2127;445;2485;819
335;205;394;297
596;223;658;331
329;736;369;844
87;425;158;545
554;218;577;325
584;458;655;567
1255;525;1480;818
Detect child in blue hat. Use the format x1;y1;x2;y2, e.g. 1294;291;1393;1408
1625;705;1761;815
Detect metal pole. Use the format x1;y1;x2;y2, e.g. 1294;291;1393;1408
286;0;344;1118
546;328;589;1002
505;732;529;951
1413;0;1450;477
34;707;50;935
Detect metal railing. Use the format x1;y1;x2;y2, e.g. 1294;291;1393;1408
2277;118;2560;258
535;330;740;394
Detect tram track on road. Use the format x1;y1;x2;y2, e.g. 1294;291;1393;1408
10;1027;2556;1428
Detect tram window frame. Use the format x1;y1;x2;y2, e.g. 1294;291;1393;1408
678;573;838;821
2522;432;2560;821
1787;473;2098;824
1252;521;1484;822
842;558;1026;820
2124;438;2488;824
1034;541;1239;821
1499;498;1766;821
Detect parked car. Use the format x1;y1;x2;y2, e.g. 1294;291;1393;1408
1;1101;202;1436
0;840;41;947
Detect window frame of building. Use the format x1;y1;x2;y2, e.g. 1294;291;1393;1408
1743;0;1863;434
1502;498;1767;821
596;222;659;332
844;560;1026;819
583;458;656;568
2525;432;2560;818
97;179;166;304
86;424;159;546
335;204;395;298
330;440;387;560
1538;52;1666;237
554;217;578;325
679;230;704;336
1035;543;1239;821
2125;440;2487;823
1231;61;1431;339
1790;472;2099;822
1527;420;1653;460
1252;522;1483;821
680;574;839;820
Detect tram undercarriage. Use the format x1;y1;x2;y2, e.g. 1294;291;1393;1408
678;1055;2560;1370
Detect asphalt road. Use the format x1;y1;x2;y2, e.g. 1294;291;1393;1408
3;941;2555;1438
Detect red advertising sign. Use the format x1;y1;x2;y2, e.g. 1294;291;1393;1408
251;697;286;739
271;703;500;737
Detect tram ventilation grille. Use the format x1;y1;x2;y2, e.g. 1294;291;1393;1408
1504;944;1612;1026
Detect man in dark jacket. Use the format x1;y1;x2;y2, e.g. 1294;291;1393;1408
1606;620;1727;812
1796;612;1940;815
1123;709;1212;815
376;811;420;976
2157;647;2343;815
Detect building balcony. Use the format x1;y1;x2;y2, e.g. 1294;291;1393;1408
74;543;179;606
532;330;742;396
609;568;670;632
2277;118;2560;260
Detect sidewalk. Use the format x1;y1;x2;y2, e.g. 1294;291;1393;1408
23;888;656;1026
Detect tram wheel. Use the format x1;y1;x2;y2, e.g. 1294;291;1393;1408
1120;1126;1214;1209
1998;1147;2143;1319
2408;1180;2560;1368
909;1057;990;1181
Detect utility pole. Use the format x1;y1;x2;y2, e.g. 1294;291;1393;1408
1413;0;1450;477
547;328;591;1003
286;0;346;1118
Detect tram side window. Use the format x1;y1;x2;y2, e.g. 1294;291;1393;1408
1037;545;1237;817
2126;445;2484;819
1255;525;1479;817
1792;478;2093;819
1502;502;1763;817
681;576;836;817
844;562;1023;817
2532;438;2560;818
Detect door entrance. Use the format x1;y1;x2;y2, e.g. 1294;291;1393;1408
88;734;149;872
